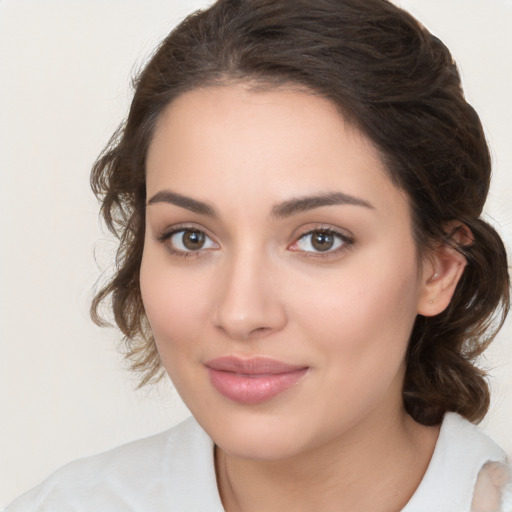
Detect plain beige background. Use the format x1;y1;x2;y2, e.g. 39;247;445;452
1;0;511;506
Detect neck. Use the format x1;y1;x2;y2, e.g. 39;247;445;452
215;408;439;512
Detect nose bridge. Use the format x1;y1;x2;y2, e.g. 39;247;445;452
213;243;286;340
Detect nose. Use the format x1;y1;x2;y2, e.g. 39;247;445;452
212;249;287;341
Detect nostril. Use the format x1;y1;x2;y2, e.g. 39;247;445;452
215;324;273;341
250;326;273;338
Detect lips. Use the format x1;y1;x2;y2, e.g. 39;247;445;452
204;356;309;404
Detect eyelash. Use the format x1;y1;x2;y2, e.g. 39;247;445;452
156;225;354;259
290;227;354;259
157;226;218;258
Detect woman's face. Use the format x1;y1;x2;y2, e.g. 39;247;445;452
141;84;431;460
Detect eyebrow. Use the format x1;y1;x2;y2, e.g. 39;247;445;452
147;189;374;218
271;192;374;219
147;190;218;217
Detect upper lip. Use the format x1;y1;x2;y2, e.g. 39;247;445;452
204;356;308;375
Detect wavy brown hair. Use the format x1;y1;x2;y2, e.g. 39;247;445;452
91;0;510;425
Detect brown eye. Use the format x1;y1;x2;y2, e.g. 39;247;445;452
311;232;335;251
292;229;349;254
167;229;218;253
182;230;205;250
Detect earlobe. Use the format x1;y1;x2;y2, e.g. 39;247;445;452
417;224;471;317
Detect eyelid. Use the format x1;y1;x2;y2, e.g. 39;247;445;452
155;221;214;240
155;223;220;257
288;225;354;258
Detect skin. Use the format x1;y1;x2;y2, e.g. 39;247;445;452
140;84;466;511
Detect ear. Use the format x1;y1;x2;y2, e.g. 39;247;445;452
417;223;471;317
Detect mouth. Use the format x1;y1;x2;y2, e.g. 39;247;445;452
204;356;309;405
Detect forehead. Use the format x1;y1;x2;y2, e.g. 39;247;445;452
145;84;409;220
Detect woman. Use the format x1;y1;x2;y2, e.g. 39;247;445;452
7;0;511;510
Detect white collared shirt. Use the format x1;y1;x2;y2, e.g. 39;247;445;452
6;413;511;511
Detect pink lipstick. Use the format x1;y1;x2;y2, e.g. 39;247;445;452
204;356;308;404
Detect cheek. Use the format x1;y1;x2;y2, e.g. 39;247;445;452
139;248;210;355
294;247;421;373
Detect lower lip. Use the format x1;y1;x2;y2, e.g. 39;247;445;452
207;368;308;405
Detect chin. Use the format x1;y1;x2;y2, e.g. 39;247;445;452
217;429;309;462
194;404;319;461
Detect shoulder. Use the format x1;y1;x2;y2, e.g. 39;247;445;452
472;462;512;512
431;412;506;473
6;416;224;512
403;413;508;512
